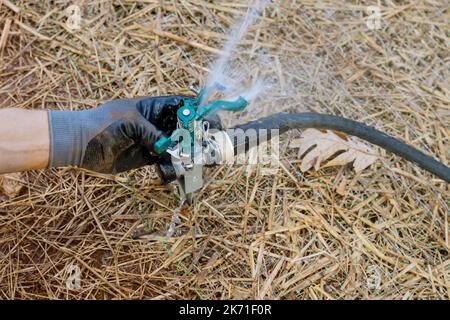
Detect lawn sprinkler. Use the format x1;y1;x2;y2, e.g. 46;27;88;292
154;87;450;203
154;86;248;202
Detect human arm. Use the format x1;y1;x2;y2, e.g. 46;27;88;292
0;108;49;173
0;96;185;174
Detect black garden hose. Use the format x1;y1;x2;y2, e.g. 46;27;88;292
229;112;450;183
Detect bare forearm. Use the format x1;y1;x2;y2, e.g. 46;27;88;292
0;108;49;174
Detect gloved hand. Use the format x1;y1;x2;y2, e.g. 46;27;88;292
48;96;187;174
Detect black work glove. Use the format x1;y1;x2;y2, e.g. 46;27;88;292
48;96;187;174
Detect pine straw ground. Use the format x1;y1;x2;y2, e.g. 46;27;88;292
0;0;449;299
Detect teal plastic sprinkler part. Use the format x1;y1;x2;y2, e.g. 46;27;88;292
154;88;249;154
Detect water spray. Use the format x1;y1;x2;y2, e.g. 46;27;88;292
151;1;449;203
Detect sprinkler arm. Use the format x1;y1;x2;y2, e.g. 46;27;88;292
196;96;248;118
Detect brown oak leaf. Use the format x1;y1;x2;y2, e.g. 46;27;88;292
290;129;378;173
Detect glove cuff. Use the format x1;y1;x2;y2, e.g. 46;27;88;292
48;110;84;168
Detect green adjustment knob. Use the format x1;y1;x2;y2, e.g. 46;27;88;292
154;135;174;154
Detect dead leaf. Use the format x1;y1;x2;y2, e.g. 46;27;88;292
289;129;378;173
0;173;24;199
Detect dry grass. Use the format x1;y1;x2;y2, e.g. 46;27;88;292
0;0;449;299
